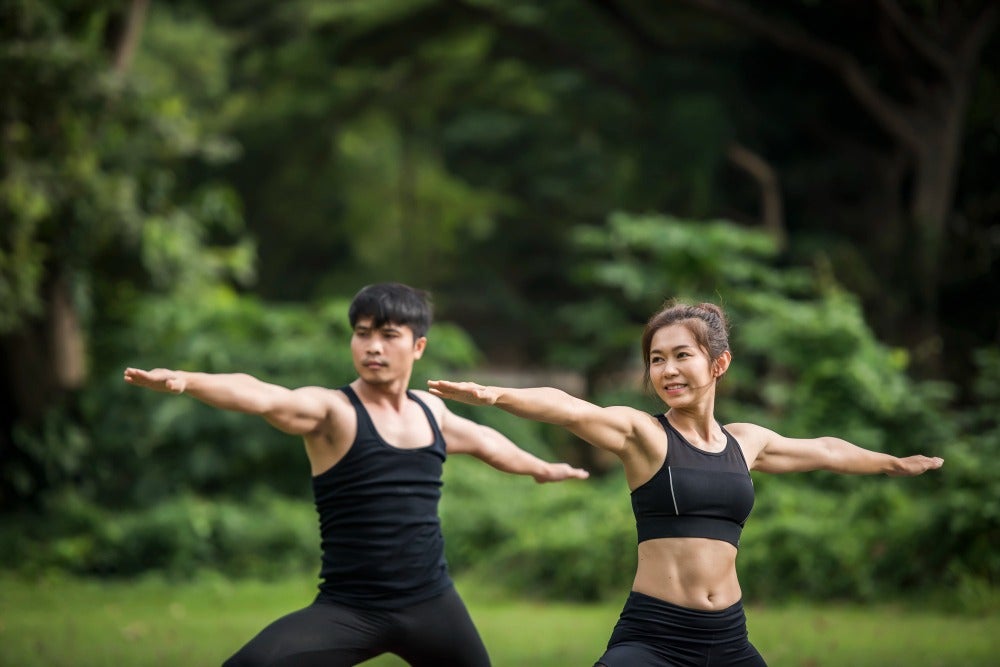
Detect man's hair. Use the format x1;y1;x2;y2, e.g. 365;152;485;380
348;283;433;339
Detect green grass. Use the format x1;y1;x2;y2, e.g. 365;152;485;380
0;572;996;667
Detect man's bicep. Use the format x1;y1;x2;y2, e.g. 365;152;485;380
264;386;339;436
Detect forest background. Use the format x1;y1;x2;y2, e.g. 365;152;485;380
1;0;997;610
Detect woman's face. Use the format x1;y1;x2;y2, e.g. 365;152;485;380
647;324;720;408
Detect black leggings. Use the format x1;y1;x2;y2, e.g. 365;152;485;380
222;585;490;667
594;591;767;667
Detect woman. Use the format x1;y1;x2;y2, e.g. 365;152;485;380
428;300;943;666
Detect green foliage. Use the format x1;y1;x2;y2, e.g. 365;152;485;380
441;457;635;601
0;2;251;334
915;348;1000;602
739;477;932;601
190;0;997;386
331;112;504;287
0;489;317;578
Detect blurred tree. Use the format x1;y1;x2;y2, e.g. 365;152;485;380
193;0;997;387
665;0;998;376
0;0;252;505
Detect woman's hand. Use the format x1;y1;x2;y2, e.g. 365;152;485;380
427;380;500;406
888;454;944;476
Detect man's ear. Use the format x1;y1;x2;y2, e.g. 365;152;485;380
413;336;427;359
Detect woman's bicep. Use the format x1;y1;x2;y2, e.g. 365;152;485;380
742;425;832;473
564;404;647;455
439;410;494;456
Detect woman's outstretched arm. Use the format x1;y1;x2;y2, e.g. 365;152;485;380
727;422;944;475
427;379;651;457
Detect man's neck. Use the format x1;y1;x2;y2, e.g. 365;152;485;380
351;377;413;411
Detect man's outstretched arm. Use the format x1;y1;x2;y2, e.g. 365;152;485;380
123;367;331;435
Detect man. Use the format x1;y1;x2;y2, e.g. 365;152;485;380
124;282;588;667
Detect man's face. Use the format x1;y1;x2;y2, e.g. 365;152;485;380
350;317;426;383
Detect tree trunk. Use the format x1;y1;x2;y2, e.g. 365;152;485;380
1;2;151;504
726;142;786;249
111;0;150;74
909;83;969;317
0;273;84;421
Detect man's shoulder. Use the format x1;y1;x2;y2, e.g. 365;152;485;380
408;387;435;401
411;387;446;408
295;384;351;398
300;386;357;450
292;385;355;415
409;388;448;421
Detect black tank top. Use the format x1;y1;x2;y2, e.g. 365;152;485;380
312;386;452;609
631;415;754;548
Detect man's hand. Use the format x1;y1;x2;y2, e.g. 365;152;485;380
123;367;187;394
533;462;590;483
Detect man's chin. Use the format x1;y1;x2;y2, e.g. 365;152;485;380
357;370;392;385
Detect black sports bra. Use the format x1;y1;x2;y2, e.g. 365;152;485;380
630;415;754;548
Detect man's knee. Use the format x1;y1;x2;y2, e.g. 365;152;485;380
221;648;255;667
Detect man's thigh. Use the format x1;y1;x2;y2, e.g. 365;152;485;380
222;601;391;667
389;587;491;667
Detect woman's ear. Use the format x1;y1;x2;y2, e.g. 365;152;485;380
713;350;732;377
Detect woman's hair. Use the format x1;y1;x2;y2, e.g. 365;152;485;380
640;300;730;388
348;282;433;339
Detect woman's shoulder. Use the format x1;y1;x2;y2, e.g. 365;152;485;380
723;421;774;444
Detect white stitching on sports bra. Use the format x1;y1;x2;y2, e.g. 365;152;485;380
668;467;680;515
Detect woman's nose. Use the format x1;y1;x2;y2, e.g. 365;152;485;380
658;360;677;376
